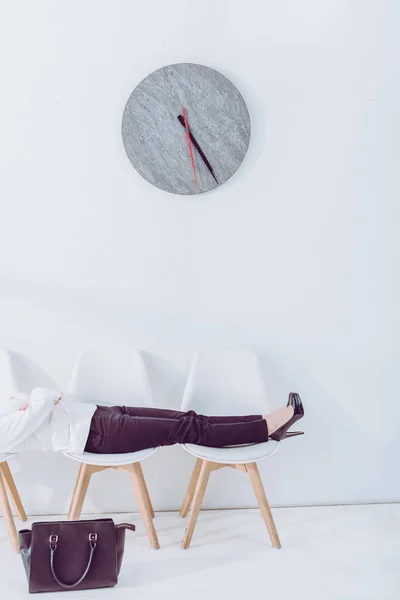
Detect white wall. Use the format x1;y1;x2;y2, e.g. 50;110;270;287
0;0;399;515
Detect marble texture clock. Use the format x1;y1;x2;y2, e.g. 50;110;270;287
121;63;251;195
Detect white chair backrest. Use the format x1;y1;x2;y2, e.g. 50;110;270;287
181;350;270;416
69;348;154;407
0;349;59;397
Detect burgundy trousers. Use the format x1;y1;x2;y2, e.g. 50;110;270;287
84;406;269;454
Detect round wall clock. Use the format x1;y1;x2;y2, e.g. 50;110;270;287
121;63;251;195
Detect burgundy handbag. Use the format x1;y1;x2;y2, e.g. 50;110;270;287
19;518;135;593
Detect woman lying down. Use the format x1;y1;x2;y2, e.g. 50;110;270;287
0;388;304;455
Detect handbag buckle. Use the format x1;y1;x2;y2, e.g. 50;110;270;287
89;533;98;542
49;534;58;544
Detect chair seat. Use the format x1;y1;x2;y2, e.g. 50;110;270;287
64;447;157;467
182;440;279;464
0;454;16;462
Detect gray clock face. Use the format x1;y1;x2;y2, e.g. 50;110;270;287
121;63;251;195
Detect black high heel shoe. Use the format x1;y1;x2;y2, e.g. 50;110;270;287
268;393;304;442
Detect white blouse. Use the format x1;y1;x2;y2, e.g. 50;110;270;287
0;388;96;454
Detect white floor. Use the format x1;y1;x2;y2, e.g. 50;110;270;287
0;504;399;599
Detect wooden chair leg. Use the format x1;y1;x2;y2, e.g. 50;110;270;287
0;465;19;552
136;462;155;518
68;464;93;521
68;464;84;520
179;458;202;518
127;463;160;549
245;462;281;549
181;460;211;549
0;462;27;521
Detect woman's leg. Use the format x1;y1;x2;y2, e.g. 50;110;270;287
119;405;263;423
85;406;269;454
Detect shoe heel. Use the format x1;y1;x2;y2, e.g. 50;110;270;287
269;394;305;442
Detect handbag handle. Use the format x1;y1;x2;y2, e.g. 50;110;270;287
49;533;97;589
116;522;136;532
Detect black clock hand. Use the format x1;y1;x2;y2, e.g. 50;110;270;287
177;115;218;184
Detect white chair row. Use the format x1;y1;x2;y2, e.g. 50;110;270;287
0;348;281;552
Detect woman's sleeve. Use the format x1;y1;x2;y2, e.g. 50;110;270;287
0;390;58;452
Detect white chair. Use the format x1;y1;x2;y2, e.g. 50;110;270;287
0;349;59;551
179;350;281;549
64;348;160;549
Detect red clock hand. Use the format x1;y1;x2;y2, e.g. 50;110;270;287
177;116;218;184
182;107;198;186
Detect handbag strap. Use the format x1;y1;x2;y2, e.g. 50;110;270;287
49;533;97;589
115;523;136;532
